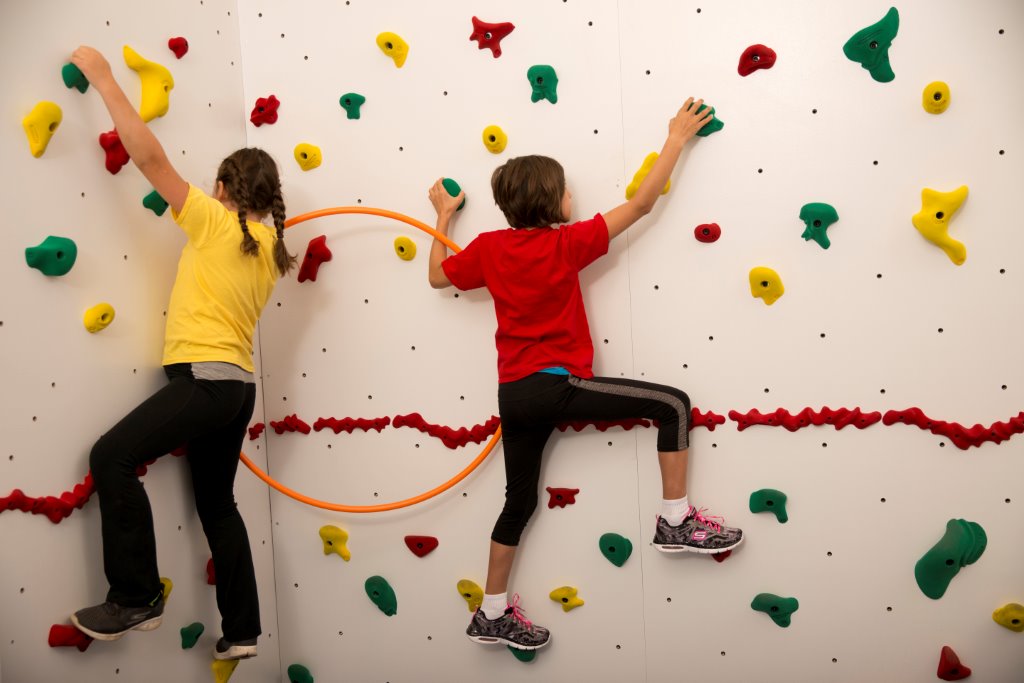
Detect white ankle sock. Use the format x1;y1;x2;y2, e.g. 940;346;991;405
662;496;690;526
481;592;508;620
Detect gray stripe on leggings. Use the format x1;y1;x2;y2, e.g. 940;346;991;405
568;376;689;450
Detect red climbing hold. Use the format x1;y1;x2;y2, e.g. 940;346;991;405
298;235;332;283
694;223;721;243
738;44;777;76
99;129;130;175
692;407;726;430
469;16;515;58
206;557;216;585
270;414;311;435
546;487;580;509
404;535;439;557
168;37;189;59
248;422;265;440
250;95;280;127
314;416;392;434
48;624;93;652
937;645;971;681
711;550;732;563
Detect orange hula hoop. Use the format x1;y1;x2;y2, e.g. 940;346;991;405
239;205;502;514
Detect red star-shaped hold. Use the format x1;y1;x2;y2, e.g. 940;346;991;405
469;16;515;58
546;487;580;509
250;95;280;127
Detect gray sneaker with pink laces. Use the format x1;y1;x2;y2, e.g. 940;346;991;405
466;594;550;650
653;506;743;554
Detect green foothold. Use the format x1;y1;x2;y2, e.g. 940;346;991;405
695;104;724;137
339;92;366;120
509;646;536;662
442;177;466;211
26;235;78;276
843;7;900;83
914;518;987;600
364;576;398;616
798;203;839;250
287;663;314;683
748;489;789;523
179;622;204;649
751;593;799;627
62;63;89;93
527;65;558;104
599;532;633;567
143;190;169;216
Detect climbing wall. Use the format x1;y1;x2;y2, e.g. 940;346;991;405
0;0;282;681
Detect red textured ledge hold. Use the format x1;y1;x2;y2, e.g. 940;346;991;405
1;473;94;524
393;413;501;449
248;422;265;440
884;408;1024;450
730;407;882;431
314;416;391;434
557;418;651;433
270;414;311;435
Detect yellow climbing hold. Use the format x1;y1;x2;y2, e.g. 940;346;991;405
912;185;969;265
992;603;1024;632
211;658;239;683
549;586;584;612
22;101;62;158
160;577;173;602
376;32;409;68
749;267;784;305
84;303;116;333
319;525;351;561
123;46;174;122
482;125;507;154
457;579;483;613
625;152;670;200
293;143;322;171
394;236;416;261
922;81;950;114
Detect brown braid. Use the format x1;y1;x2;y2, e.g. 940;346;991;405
269;189;297;275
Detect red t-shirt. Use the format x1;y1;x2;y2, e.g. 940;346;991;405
442;214;610;383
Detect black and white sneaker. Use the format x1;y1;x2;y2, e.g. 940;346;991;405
653;506;743;554
466;594;550;651
214;636;258;660
71;595;164;641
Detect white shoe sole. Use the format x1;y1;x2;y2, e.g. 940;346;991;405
655;535;744;554
214;644;258;660
70;614;162;641
467;634;551;651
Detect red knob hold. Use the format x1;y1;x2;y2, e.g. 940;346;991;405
168;37;189;59
404;535;440;557
738;44;777;77
99;130;130;175
695;223;721;243
298;235;332;283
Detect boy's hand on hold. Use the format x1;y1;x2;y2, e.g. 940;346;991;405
428;178;464;221
71;46;114;87
669;97;714;142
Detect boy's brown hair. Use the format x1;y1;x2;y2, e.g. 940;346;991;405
490;155;566;228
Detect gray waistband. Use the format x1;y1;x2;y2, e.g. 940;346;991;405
190;361;255;383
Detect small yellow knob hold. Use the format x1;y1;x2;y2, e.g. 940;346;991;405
626;152;670;200
22;101;62;158
549;586;585;612
394;236;417;261
749;267;784;305
456;579;484;612
211;658;239;683
912;185;969;265
319;525;351;561
922;81;950;114
376;32;409;68
482;125;507;154
123;46;174;122
293;143;322;171
992;603;1024;632
84;303;116;333
160;577;173;602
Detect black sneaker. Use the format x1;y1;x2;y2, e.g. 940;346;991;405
466;594;550;651
653;506;743;554
71;594;164;641
214;636;258;660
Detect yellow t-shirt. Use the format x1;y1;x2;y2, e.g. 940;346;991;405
163;184;280;372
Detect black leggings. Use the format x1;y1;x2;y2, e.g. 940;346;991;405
89;363;260;641
492;373;691;546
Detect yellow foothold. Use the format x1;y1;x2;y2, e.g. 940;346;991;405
922;81;950;114
211;658;239;683
376;32;409;68
293;143;322;171
482;125;507;154
992;603;1024;632
912;185;969;265
160;577;173;603
549;586;584;612
123;45;174;122
749;267;784;305
456;579;484;613
625;152;670;200
22;101;62;158
84;303;116;333
394;236;417;261
319;525;351;561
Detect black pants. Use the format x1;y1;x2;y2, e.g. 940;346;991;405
89;363;260;641
493;373;691;546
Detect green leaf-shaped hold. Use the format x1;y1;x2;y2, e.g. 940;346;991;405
287;663;315;683
365;575;398;616
695;104;724;137
527;65;558;104
914;518;987;599
751;593;799;627
179;622;204;649
843;7;900;83
599;532;633;567
143;189;169;216
62;63;89;93
26;235;78;276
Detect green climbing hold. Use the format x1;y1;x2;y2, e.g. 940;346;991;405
442;177;466;211
364;575;398;616
748;489;788;523
287;663;314;683
180;622;204;649
62;63;89;93
25;235;78;276
695;104;724;137
914;518;987;600
799;203;839;249
527;65;558;104
751;593;799;627
509;646;536;662
599;532;633;567
339;93;366;120
143;190;169;216
843;7;900;83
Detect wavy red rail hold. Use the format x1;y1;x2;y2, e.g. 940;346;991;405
248;423;265;441
393;413;501;449
883;408;1024;450
270;414;311;435
314;416;391;434
730;407;882;431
